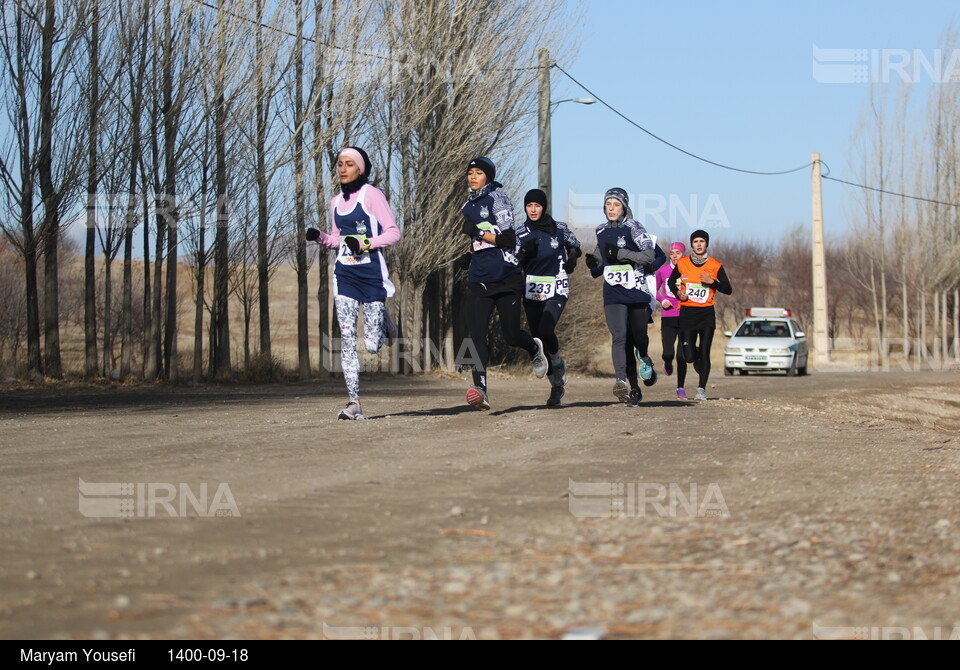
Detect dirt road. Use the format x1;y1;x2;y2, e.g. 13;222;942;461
1;370;959;639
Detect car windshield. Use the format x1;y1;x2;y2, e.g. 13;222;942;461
735;320;791;338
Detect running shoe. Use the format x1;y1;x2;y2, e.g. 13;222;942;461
638;355;658;387
695;387;707;401
466;386;491;411
677;388;688;400
625;388;642;407
337;401;365;420
612;378;630;403
546;384;565;407
531;337;548;378
663;361;673;377
383;307;398;347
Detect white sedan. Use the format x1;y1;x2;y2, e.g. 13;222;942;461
723;308;808;376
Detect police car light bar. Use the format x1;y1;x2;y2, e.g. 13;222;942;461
746;307;791;318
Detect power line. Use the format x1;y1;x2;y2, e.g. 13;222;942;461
199;1;541;71
199;1;392;60
819;165;960;209
552;63;814;176
553;63;960;208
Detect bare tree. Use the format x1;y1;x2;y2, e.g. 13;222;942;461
366;0;577;373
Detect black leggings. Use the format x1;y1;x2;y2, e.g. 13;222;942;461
524;297;566;373
605;303;650;382
678;307;716;389
465;278;536;390
661;315;687;381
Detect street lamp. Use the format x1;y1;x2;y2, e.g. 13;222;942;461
550;97;597;111
537;49;595;205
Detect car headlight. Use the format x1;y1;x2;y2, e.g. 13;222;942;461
725;347;742;354
770;348;791;354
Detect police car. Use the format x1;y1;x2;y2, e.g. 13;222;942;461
723;308;808;376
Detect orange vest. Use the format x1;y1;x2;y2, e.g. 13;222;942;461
675;256;722;308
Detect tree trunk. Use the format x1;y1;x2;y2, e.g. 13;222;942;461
160;0;178;382
211;0;231;379
933;291;940;368
954;288;959;361
942;290;949;365
443;265;455;371
145;211;164;378
38;0;61;378
24;242;42;379
294;0;309;380
121;218;133;378
141;184;151;377
255;0;271;365
193;188;207;383
102;256;113;376
918;288;926;367
84;0;101;378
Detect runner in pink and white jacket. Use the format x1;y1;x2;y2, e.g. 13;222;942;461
656;242;688;399
306;146;400;421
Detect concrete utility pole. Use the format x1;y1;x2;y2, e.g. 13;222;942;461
811;152;830;366
537;48;552;204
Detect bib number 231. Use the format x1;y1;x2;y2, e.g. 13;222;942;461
604;264;637;289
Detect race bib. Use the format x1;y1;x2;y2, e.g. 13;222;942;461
472;221;497;252
337;236;371;266
556;275;570;298
686;283;710;304
525;275;556;301
604;264;637;289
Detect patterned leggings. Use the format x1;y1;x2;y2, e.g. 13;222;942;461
335;296;385;400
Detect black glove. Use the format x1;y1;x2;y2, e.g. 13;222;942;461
453;251;472;271
461;217;480;238
495;228;517;250
345;236;364;256
585;252;599;270
605;243;620;263
564;246;581;274
521;237;538;256
306;228;320;242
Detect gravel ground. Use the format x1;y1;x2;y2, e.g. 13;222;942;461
1;369;958;640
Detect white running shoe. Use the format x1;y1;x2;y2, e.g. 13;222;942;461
613;378;630;403
695;387;707;401
337;401;365;420
531;338;548;378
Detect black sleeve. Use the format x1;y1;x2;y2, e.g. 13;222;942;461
712;264;732;295
669;264;682;290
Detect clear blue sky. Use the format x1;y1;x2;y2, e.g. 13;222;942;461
531;0;960;244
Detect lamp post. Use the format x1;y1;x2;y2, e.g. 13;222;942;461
537;48;595;205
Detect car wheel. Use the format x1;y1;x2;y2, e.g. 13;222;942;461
724;367;733;376
787;360;798;377
798;365;808;376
